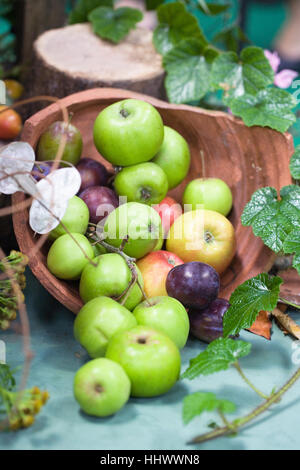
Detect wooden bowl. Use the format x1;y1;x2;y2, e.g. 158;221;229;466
12;88;294;314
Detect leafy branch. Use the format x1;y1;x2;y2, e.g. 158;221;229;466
187;365;300;444
69;0;143;43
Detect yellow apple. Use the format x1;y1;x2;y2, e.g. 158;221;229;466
166;209;236;274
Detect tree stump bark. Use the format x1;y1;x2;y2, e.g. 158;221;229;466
30;23;165;103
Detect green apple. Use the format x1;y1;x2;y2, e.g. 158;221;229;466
47;233;94;280
182;178;233;216
133;296;189;349
105;325;181;397
73;358;131;417
152;126;190;189
114;162;168;205
79;253;144;310
49;196;90;240
74;296;137;358
37;120;83;165
93;99;164;167
103;202;162;259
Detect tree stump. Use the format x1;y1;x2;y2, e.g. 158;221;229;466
30;23;165;103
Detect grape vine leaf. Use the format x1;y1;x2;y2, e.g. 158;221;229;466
223;274;282;338
88;7;143;44
183;392;236;425
153;2;207;56
241;185;300;253
181;338;251;380
213;22;250;53
289;146;300;180
228;88;297;133
211;46;274;97
163;39;214;104
283;229;300;274
68;0;113;24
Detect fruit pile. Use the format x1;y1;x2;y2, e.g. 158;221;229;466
31;98;236;418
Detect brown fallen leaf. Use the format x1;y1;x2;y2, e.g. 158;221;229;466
272;307;300;340
248;311;272;340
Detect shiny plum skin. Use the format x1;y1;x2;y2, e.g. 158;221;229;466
76;158;109;192
188;298;230;343
166;261;220;309
79;186;119;224
32;162;54;181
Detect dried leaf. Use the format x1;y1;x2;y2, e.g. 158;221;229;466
248;310;272;340
272;307;300;340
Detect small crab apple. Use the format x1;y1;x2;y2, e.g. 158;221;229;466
73;358;131;417
105;325;181;397
47;233;94;280
74;296;137;358
133;296;189;349
0;105;22;140
182;178;233;216
114;162;168;205
102;202;163;259
49;196;90;240
79;253;144;311
93;99;164;166
152;126;190;190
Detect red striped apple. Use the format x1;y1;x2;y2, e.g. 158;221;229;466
153;196;183;237
137;250;183;297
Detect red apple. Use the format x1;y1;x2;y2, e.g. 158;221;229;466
153;196;183;237
137;250;184;297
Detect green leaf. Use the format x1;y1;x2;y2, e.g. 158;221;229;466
229;87;297;133
290;146;300;180
163;39;212;104
242;185;300;253
68;0;113;24
197;1;231;15
88;6;143;44
153;2;207;56
145;0;164;10
211;46;274;97
182;338;251;380
183;391;236;424
213;22;250;53
283;229;300;274
223;274;282;338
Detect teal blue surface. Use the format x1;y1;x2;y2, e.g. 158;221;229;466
0;270;300;450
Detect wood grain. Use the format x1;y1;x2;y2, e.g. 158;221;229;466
12;88;294;314
31;24;165;101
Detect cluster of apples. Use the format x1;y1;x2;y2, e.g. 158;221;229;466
33;98;236;418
